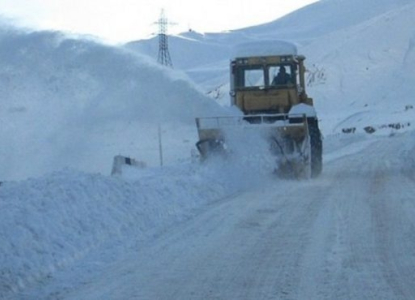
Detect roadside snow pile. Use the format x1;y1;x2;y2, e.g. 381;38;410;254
0;162;261;298
0;25;230;181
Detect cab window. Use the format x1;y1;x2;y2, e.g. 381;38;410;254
236;66;265;88
269;65;295;86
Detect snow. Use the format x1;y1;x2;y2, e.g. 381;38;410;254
0;164;259;297
0;28;232;181
129;0;415;137
1;0;415;299
289;103;317;117
231;40;298;58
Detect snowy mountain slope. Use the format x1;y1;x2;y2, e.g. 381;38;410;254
304;1;415;133
241;0;414;41
126;0;414;69
126;0;415;135
0;27;231;180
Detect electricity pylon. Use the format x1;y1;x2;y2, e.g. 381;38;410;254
155;9;174;68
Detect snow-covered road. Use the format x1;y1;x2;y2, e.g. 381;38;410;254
26;133;415;300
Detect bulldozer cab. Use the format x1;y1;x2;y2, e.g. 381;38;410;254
230;55;312;115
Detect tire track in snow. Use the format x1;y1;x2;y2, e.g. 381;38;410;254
369;169;415;300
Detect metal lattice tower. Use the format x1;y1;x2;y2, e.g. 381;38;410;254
155;9;173;68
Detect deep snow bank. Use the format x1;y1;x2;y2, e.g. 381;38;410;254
0;158;273;298
0;25;229;180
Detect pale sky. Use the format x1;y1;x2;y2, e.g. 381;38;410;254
0;0;318;43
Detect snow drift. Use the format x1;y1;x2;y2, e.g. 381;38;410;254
0;26;229;180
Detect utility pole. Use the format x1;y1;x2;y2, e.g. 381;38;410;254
155;9;174;68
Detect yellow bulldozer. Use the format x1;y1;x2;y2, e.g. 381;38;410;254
195;53;322;178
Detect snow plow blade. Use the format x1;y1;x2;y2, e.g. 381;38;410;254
195;113;312;178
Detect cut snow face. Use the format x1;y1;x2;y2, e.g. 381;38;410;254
0;26;232;180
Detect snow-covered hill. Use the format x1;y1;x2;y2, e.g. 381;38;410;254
304;0;415;133
240;0;414;40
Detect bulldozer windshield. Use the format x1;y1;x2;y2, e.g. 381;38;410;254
269;65;296;86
